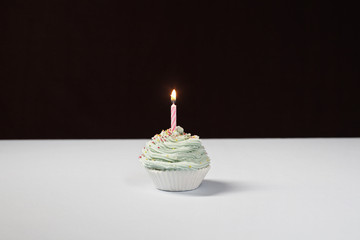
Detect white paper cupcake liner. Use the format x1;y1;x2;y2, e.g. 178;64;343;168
145;166;210;191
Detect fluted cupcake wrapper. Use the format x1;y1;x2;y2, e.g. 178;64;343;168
145;166;210;191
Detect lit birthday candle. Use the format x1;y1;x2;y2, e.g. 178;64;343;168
170;89;176;132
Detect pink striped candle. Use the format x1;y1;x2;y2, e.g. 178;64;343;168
171;89;176;131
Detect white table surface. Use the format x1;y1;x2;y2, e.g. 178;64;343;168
0;138;360;240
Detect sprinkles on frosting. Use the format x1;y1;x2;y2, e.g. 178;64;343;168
138;126;210;171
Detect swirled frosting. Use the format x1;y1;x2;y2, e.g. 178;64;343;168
139;126;210;171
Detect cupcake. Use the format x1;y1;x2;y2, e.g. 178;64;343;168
139;126;210;191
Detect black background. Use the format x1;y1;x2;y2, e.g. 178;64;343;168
1;1;359;139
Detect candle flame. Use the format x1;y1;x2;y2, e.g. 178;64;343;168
171;89;176;102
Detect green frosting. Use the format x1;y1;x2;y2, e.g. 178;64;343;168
139;126;210;171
